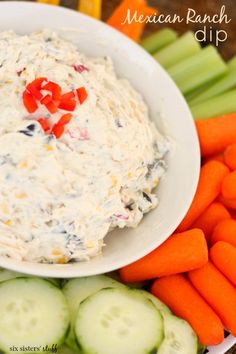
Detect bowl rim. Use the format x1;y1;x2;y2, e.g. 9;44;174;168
0;1;200;278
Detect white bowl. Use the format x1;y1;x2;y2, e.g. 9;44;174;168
0;1;200;278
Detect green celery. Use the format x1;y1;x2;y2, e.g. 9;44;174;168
153;31;200;69
185;80;216;102
189;67;236;105
167;46;227;95
190;90;236;119
228;56;236;70
140;28;177;54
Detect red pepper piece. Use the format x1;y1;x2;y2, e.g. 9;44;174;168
26;77;48;100
22;90;38;113
26;85;43;101
40;94;52;105
37;118;50;132
58;91;76;112
45;100;58;114
52;124;65;139
61;91;75;100
29;77;48;90
42;81;62;101
58;99;76;111
76;87;88;104
57;113;73;127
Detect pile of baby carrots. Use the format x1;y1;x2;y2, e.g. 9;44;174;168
120;112;236;346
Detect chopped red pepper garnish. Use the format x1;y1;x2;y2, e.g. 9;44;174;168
76;87;88;104
44;100;58;114
42;81;62;101
26;77;48;101
51;124;65;139
29;77;48;90
57;113;73;127
37;118;50;132
22;77;89;139
58;91;76;112
26;85;43;101
40;94;52;105
58;100;76;112
61;91;75;100
22;90;38;113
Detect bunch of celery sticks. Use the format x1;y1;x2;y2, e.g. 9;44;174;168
140;28;236;120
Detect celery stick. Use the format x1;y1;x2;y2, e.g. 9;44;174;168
228;56;236;70
185;80;215;102
168;46;227;95
190;90;236;119
189;67;236;105
140;28;177;54
153;32;200;69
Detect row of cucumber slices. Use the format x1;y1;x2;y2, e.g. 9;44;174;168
0;269;198;354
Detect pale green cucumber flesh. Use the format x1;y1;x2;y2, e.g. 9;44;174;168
0;278;69;354
75;287;163;354
63;275;125;350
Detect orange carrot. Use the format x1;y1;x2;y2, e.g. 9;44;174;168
177;161;229;232
224;143;236;170
217;195;236;210
189;262;236;336
211;219;236;248
196;113;236;157
221;171;236;199
204;153;224;164
107;0;143;28
151;274;224;345
128;6;157;42
191;202;230;242
210;241;236;287
107;0;157;42
119;229;208;283
229;209;236;220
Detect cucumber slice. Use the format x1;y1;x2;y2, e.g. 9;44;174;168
0;278;69;354
136;289;171;314
0;269;60;287
63;275;125;351
75;288;163;354
158;313;198;354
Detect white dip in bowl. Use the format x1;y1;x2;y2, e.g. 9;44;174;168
0;30;169;264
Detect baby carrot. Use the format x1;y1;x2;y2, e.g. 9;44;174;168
224;143;236;170
203;153;224;164
211;219;236;248
195;113;236;157
217;195;236;210
210;241;236;287
177;161;229;232
229;209;236;219
107;0;144;28
191;202;230;242
221;171;236;199
189;262;236;336
151;274;224;346
119;229;208;283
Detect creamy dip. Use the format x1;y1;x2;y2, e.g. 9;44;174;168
0;30;169;263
